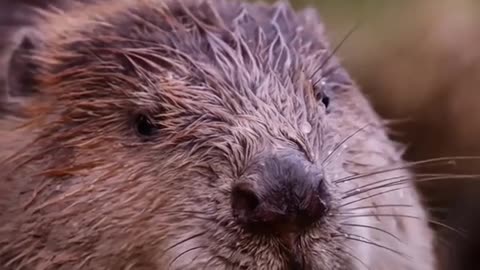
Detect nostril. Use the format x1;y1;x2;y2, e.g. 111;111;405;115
231;154;332;237
313;179;330;212
296;178;330;227
304;194;328;222
231;182;260;223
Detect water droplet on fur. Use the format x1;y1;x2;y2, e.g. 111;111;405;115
300;122;312;134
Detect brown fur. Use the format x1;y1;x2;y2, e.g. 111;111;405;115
0;0;435;269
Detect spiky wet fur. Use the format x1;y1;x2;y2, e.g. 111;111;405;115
0;0;435;269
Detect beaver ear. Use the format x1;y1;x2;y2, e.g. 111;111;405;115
5;28;39;98
298;7;327;37
1;28;40;115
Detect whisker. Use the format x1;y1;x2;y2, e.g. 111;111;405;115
334;233;407;259
416;173;480;183
161;231;208;259
341;204;413;212
334;156;480;184
336;213;466;237
342;175;408;195
167;245;208;270
340;172;461;194
311;17;365;87
339;187;406;208
342;179;409;200
322;123;371;167
341;223;402;242
342;174;480;202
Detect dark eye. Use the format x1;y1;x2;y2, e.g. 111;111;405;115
135;114;157;137
321;95;330;108
314;79;330;109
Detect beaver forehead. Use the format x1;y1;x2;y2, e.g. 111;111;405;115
44;0;332;69
35;0;339;108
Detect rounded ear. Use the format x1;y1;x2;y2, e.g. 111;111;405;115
298;7;327;38
1;27;40;116
5;28;39;98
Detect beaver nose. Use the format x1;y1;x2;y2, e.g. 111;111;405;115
231;153;330;235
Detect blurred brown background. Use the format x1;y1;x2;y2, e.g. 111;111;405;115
281;0;480;269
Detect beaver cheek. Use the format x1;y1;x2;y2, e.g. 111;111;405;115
159;235;207;270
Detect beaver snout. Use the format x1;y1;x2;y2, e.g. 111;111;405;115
231;152;330;237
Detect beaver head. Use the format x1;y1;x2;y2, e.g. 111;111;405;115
0;0;435;269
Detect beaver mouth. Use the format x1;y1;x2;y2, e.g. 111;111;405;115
238;233;320;270
285;254;311;270
215;252;314;270
282;239;319;270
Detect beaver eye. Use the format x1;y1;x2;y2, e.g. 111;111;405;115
135;114;157;137
320;94;330;108
319;94;330;109
314;79;330;109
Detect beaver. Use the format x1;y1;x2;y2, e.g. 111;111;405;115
0;0;435;269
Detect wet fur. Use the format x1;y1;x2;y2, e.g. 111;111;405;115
0;0;435;269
